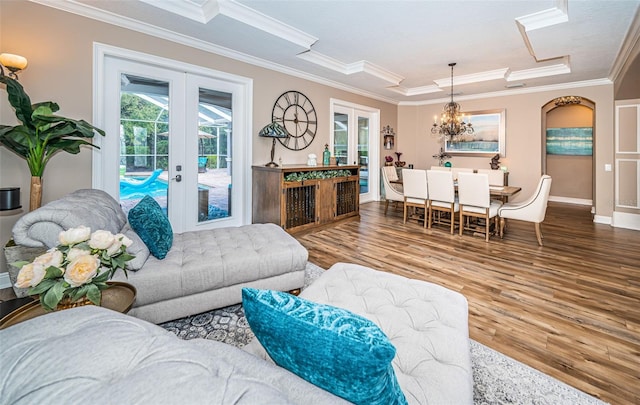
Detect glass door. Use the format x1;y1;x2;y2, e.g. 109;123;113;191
185;74;235;229
331;102;379;203
357;115;370;195
118;74;171;218
98;53;248;232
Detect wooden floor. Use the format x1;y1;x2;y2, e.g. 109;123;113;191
294;201;640;405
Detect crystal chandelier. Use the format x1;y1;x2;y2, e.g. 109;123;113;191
431;63;474;142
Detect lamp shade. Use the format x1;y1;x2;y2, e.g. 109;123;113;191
0;187;21;211
0;53;28;71
259;122;288;138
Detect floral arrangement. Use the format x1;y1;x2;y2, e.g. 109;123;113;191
285;169;353;182
14;226;135;311
385;156;394;163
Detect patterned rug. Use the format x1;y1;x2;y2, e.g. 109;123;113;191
160;263;605;405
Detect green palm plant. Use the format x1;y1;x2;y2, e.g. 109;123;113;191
0;75;105;210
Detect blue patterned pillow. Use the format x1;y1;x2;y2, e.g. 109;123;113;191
242;288;407;405
127;195;173;259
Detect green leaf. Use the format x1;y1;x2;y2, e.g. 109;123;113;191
86;284;101;305
43;266;64;279
0;76;34;128
41;281;66;312
0;76;105;177
28;278;57;295
10;260;30;269
93;271;110;283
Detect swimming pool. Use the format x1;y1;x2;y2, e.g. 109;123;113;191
119;177;168;200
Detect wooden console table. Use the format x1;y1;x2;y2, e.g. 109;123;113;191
252;165;360;233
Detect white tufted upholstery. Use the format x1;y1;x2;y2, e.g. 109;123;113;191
9;189;308;324
299;263;473;404
0;306;348;404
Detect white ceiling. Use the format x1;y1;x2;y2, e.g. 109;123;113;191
37;0;640;104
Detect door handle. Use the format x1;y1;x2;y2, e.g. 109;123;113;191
172;174;182;182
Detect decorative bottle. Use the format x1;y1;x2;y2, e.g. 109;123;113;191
323;144;331;166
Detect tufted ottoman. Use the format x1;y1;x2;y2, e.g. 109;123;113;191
246;262;474;404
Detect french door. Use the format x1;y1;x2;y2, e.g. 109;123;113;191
93;46;251;232
330;100;379;203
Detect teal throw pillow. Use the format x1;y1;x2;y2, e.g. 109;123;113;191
242;288;407;405
127;195;173;259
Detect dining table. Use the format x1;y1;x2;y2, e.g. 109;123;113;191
390;179;521;202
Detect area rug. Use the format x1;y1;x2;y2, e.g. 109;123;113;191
160;262;605;405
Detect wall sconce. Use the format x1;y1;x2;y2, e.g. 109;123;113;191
0;53;28;80
382;125;396;150
0;187;21;211
259;122;288;167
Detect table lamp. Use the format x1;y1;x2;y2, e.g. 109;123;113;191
259;122;288;167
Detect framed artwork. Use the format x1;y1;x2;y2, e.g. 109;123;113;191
546;127;593;156
445;109;506;156
383;134;395;150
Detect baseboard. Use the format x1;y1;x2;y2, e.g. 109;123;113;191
593;215;612;225
549;196;593;206
0;272;12;290
612;211;640;231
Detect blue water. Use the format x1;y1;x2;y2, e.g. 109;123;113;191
120;177;168;200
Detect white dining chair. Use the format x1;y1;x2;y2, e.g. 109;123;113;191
457;172;503;242
498;175;552;246
402;169;428;227
430;165;450;171
381;166;404;215
451;167;473;181
476;169;505;186
426;169;459;234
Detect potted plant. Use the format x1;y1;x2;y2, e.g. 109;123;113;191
0;75;105;210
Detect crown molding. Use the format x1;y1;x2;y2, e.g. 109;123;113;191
515;0;568;32
139;0;219;24
507;57;571;81
297;50;404;85
30;1;398;105
219;0;317;49
609;5;640;82
433;67;510;88
387;84;442;96
515;0;568;62
399;77;612;106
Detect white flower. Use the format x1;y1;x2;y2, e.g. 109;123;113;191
33;249;64;269
115;233;133;248
89;229;116;250
59;226;91;246
106;239;123;257
15;262;46;289
66;247;91;262
64;255;100;287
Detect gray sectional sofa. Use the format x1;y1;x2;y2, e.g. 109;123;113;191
6;189;308;323
0;306;349;404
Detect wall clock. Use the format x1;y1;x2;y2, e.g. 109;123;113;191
272;90;317;151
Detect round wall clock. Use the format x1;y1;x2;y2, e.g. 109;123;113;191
272;90;317;151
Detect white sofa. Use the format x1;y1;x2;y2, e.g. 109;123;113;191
7;189;308;324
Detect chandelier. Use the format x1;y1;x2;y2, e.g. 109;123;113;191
431;63;474;142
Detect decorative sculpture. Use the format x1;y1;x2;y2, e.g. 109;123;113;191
432;147;451;166
490;154;501;170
